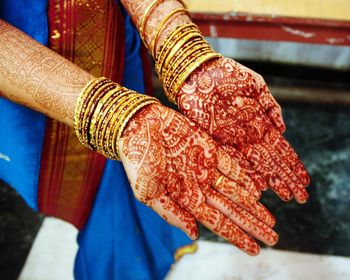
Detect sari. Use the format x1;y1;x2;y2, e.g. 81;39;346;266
0;0;194;279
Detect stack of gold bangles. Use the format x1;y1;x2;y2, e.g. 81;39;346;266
74;77;159;160
139;1;222;104
154;23;221;104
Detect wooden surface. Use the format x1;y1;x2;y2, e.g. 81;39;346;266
185;0;350;21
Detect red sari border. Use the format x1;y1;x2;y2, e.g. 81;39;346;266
38;0;125;229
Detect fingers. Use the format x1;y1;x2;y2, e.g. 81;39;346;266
268;105;286;134
260;141;308;203
265;128;310;187
256;82;286;133
241;144;294;201
212;173;275;227
222;145;268;192
216;148;261;198
148;195;198;240
193;202;261;256
259;142;309;203
172;182;261;255
205;188;278;246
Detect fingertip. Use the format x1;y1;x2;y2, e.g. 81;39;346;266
185;223;199;240
253;189;262;199
268;106;286;134
269;231;279;246
269;214;277;228
302;174;311;188
296;194;309;204
281;195;293;202
247;245;261;256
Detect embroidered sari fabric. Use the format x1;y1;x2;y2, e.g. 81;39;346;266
0;0;192;279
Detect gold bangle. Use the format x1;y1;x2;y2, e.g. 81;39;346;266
157;27;199;79
167;50;213;103
163;32;200;73
103;93;139;158
115;99;158;159
166;47;212;101
174;52;222;94
94;89;128;152
162;38;205;89
89;84;120;148
151;9;192;58
102;94;132;157
74;77;105;146
82;81;114;147
140;0;163;44
156;23;198;68
74;78;160;161
78;78;110;147
110;94;145;158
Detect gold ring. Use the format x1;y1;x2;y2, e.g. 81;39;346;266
214;175;224;188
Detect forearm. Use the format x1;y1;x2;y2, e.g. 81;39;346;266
0;19;93;127
120;0;191;56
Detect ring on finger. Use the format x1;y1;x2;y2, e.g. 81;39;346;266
214;175;225;188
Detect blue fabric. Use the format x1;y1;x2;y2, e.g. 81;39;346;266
0;0;48;210
0;2;191;279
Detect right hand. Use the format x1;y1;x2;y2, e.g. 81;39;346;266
119;103;278;255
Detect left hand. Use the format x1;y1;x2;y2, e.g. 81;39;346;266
177;57;310;203
119;103;278;255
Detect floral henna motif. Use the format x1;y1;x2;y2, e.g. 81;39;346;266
119;103;278;255
178;57;310;203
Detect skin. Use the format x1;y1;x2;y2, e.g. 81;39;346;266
177;58;311;203
120;0;310;203
0;19;278;255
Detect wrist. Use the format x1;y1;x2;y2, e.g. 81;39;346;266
74;77;159;160
155;24;221;104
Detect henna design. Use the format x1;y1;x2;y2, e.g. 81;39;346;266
120;0;191;55
119;103;278;255
178;57;310;203
0;20;92;126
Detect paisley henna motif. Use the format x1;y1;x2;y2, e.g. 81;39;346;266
178;57;310;203
119;103;278;255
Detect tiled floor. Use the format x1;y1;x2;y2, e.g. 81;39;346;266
19;218;350;280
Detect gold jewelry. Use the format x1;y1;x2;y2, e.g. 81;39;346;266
214;175;225;188
74;79;160;161
156;24;198;72
151;8;192;57
155;22;222;104
174;52;222;94
140;0;163;44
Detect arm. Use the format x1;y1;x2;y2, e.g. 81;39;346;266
120;1;310;203
0;19;92;127
0;19;278;255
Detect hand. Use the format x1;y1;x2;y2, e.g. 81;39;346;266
177;57;310;203
119;103;278;255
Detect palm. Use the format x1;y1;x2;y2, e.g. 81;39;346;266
178;57;310;203
119;103;278;255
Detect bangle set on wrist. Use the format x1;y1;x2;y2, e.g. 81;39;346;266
74;77;159;160
155;24;221;104
140;1;222;104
